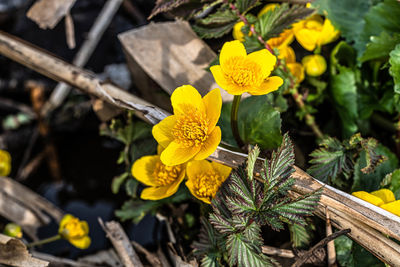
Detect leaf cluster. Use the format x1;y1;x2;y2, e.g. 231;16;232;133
307;133;387;190
193;133;322;267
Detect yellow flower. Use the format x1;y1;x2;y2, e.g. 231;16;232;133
59;214;91;249
267;29;294;51
3;223;22;238
186;160;231;204
0;149;11;177
232;21;251;42
371;189;396;204
152;85;222;166
131;146;186;200
352;191;384;206
210;40;283;95
380;200;400;216
302;54;327;77
293;15;340;51
279;46;304;83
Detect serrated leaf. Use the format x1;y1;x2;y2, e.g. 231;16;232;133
389;44;400;94
111;172;129;194
148;0;190;19
235;0;261;14
197;8;237;25
359;138;387;174
289;223;313;248
387;169;400;199
192;22;237;39
247;146;260;180
360;32;400;62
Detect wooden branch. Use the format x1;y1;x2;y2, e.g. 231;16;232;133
32;251;96;267
261;245;295;258
42;0;124;116
0;234;49;267
98;219;143;267
0;30;400;266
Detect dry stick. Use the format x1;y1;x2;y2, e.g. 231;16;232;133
226;1;323;139
1;32;400;266
326;208;336;266
262;245;295;258
41;0;124;117
65;13;76;49
98;219;143;267
291;229;350;267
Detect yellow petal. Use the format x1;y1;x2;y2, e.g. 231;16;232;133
210;65;231;90
152;115;177;148
279;46;295;63
171;85;205;115
258;3;278;17
371;189;396;204
194;127;221;160
161;141;200;166
211;161;232;180
287;63;305;83
319;18;340;46
202;88;222;131
80;221;89;235
140;169;185;200
247;49;276;79
69;236;91;249
232;21;245;42
352;191;384;206
380;200;400;216
185;179;212;204
131;155;160;186
249;76;283;95
302;55;327;77
294;28;318;51
186;160;213;181
220;40;247;68
157;145;165;155
59;214;74;231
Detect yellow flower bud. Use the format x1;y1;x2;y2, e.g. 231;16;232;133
59;214;91;249
232;22;251;42
371;189;396;204
0;149;11;177
3;223;22;238
352;191;384;207
302;54;327;77
380;200;400;216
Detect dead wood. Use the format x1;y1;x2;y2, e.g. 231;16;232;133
98;219;143;267
26;0;77;29
0;30;400;266
0;234;49;267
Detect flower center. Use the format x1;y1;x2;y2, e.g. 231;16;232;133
193;170;224;199
64;219;85;238
173;111;209;147
153;161;181;186
224;56;263;87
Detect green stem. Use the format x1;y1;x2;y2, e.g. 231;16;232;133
231;95;245;149
27;234;62;248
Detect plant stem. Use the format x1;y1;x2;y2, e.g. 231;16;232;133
231;95;245;149
27;234;62;248
226;0;324;139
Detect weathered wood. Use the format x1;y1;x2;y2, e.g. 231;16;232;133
26;0;76;29
119;21;233;102
99;219;143;267
0;234;49;267
0;30;399;265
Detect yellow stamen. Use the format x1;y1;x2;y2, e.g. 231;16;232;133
153;161;181;186
193;170;224;198
224;56;263;87
173;111;209;147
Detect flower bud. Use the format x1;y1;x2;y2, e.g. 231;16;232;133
3;223;22;238
302;55;327;77
0;149;11;177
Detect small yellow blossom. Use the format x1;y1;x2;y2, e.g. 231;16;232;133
302;54;327;77
59;214;91;249
3;223;22;238
210;40;283;95
232;21;251;42
258;3;278;17
267;29;294;52
352;191;384;206
131;146;186;200
186;160;231;204
371;189;396;204
380;200;400;216
281;46;304;83
293;15;340;51
0;149;11;177
152;85;222;166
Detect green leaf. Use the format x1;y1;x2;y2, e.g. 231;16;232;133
312;0;371;57
389;44;400;94
335;235;354;267
125;178;139;198
385;169;400;199
218;102;237;147
196;8;237;25
289;223;313;248
247;146;260;180
360;32;400;62
352;243;385;267
192;22;237;39
238;95;282;150
235;0;261;14
115;199;160;224
352;144;399;192
111;172;129;194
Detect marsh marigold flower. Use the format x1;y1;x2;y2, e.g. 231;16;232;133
352;189;400;216
186;160;231;204
0;149;11;177
131;146;186;200
293;15;339;51
152;85;222;166
282;46;304;83
210;40;283;95
59;214;91;249
302;54;327;77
